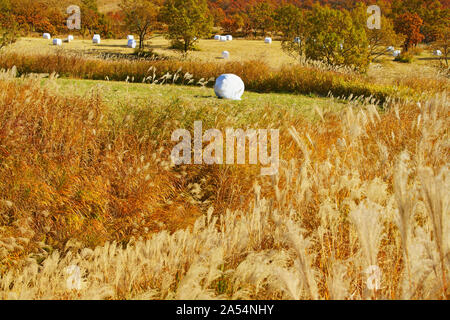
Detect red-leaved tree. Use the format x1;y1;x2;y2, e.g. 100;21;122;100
394;12;425;51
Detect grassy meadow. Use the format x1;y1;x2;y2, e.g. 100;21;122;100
8;37;296;68
0;33;448;300
7;36;446;74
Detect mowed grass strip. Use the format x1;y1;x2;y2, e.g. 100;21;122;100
44;78;349;121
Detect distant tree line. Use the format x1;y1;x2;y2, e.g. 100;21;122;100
0;0;448;70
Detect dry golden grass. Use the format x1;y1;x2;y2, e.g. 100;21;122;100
9;37;447;75
0;68;448;299
6;37;448;102
8;37;297;69
3;50;442;104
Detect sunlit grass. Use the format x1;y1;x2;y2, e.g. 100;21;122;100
46;78;348;121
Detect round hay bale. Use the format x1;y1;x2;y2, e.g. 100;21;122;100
67;35;74;42
93;34;101;44
226;35;233;41
393;50;401;57
222;51;230;59
214;74;245;101
264;37;272;44
127;39;136;48
43;33;51;40
53;38;62;46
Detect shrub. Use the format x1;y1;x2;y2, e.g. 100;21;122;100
394;52;414;63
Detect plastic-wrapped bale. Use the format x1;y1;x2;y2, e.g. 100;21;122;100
53;38;62;46
220;36;227;42
264;37;272;44
393;50;401;57
127;35;134;40
387;46;394;52
214;74;245;101
226;35;233;41
93;34;101;44
222;51;230;59
433;50;442;56
214;35;220;40
43;33;51;40
67;35;74;42
127;39;136;48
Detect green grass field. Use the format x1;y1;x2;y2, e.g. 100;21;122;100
44;78;348;121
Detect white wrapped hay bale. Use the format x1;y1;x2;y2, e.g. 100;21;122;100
264;37;272;44
222;51;230;59
127;39;136;48
387;46;394;52
93;34;101;44
127;35;134;40
393;50;401;57
67;35;74;42
214;74;245;101
226;35;233;41
43;33;51;40
220;36;227;42
214;35;220;40
53;38;62;46
433;50;442;56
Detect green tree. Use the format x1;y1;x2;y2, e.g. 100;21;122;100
367;16;404;61
274;4;306;61
160;0;213;55
352;4;404;61
120;0;161;49
304;5;370;72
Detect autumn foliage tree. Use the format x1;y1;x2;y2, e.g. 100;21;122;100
432;24;449;67
350;4;404;61
0;22;18;50
160;0;213;55
120;0;161;49
247;1;275;37
394;12;425;51
221;16;242;34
